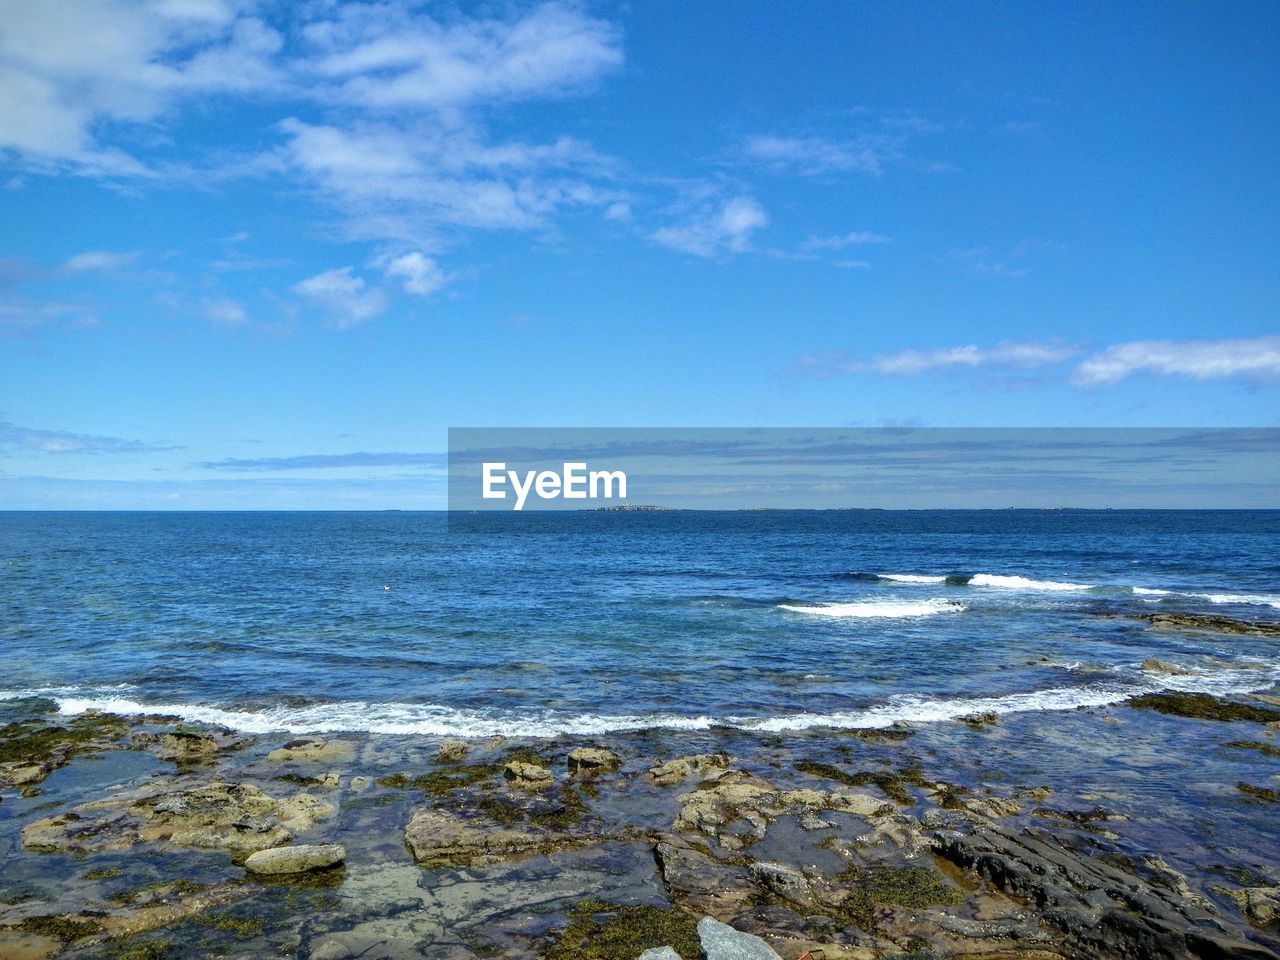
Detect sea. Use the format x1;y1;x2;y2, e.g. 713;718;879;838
3;510;1279;739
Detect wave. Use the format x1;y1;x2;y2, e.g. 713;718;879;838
1132;587;1280;609
778;599;965;618
21;663;1279;737
876;573;949;584
964;573;1093;591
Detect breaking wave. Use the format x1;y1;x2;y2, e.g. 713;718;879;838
778;599;965;618
15;661;1278;738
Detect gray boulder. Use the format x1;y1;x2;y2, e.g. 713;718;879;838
696;917;783;959
244;843;345;875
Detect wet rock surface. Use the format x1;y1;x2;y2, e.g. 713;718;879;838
2;701;1280;959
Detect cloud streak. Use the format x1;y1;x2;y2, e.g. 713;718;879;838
651;196;769;258
1071;335;1280;386
0;418;173;454
200;452;448;471
794;335;1280;388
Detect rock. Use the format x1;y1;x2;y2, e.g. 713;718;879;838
404;806;595;867
435;739;469;763
131;729;238;762
749;861;814;907
0;931;60;960
349;776;370;792
799;812;835;830
950;794;1021;820
244;842;346;875
650;753;729;785
503;760;553;788
22;782;333;856
0;762;51;787
1222;885;1280;926
958;711;998;728
567;747;620;775
932;823;1274;959
654;833;755;914
1143;612;1280;637
1141;659;1194;675
697;916;784;959
266;737;355;763
638;948;682;960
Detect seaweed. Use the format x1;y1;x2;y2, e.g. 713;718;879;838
1237;782;1280;804
109;940;178;960
0;713;127;764
16;914;102;941
795;760;928;804
833;865;964;930
1226;740;1280;758
377;762;503;797
545;898;700;959
1127;693;1280;723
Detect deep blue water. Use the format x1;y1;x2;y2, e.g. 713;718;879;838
2;510;1278;737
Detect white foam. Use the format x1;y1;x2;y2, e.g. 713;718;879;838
1132;587;1171;596
967;573;1092;591
23;662;1280;738
877;573;948;584
778;599;965;618
1200;593;1280;609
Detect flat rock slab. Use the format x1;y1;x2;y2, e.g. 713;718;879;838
932;824;1277;960
266;738;355;763
697;917;783;959
637;948;682;960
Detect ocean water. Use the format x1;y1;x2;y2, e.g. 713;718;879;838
2;510;1278;738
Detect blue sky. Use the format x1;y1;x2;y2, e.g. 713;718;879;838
1;0;1278;508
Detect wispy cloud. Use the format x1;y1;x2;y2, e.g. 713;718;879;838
941;240;1063;277
199;451;447;471
200;297;249;328
0;418;172;454
793;334;1280;388
803;231;891;250
293;267;387;329
795;341;1079;378
1072;335;1280;386
742;134;889;176
0;0;285;175
651;196;768;258
385;252;449;296
300;1;623;109
0;298;97;337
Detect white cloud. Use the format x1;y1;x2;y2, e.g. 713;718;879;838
651;197;769;258
0;0;284;172
201;296;248;326
1072;335;1280;386
301;1;622;109
795;341;1079;377
385;252;448;296
274;119;618;243
293;267;386;329
603;201;632;222
743;135;887;176
64;250;137;272
804;231;891;249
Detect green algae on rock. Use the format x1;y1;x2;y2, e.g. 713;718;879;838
545;898;700;960
1127;692;1280;723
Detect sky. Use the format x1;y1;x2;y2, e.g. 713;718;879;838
1;0;1278;508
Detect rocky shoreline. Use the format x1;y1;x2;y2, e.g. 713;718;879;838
2;685;1279;960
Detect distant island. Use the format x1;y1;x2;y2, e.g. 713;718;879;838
590;504;672;512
